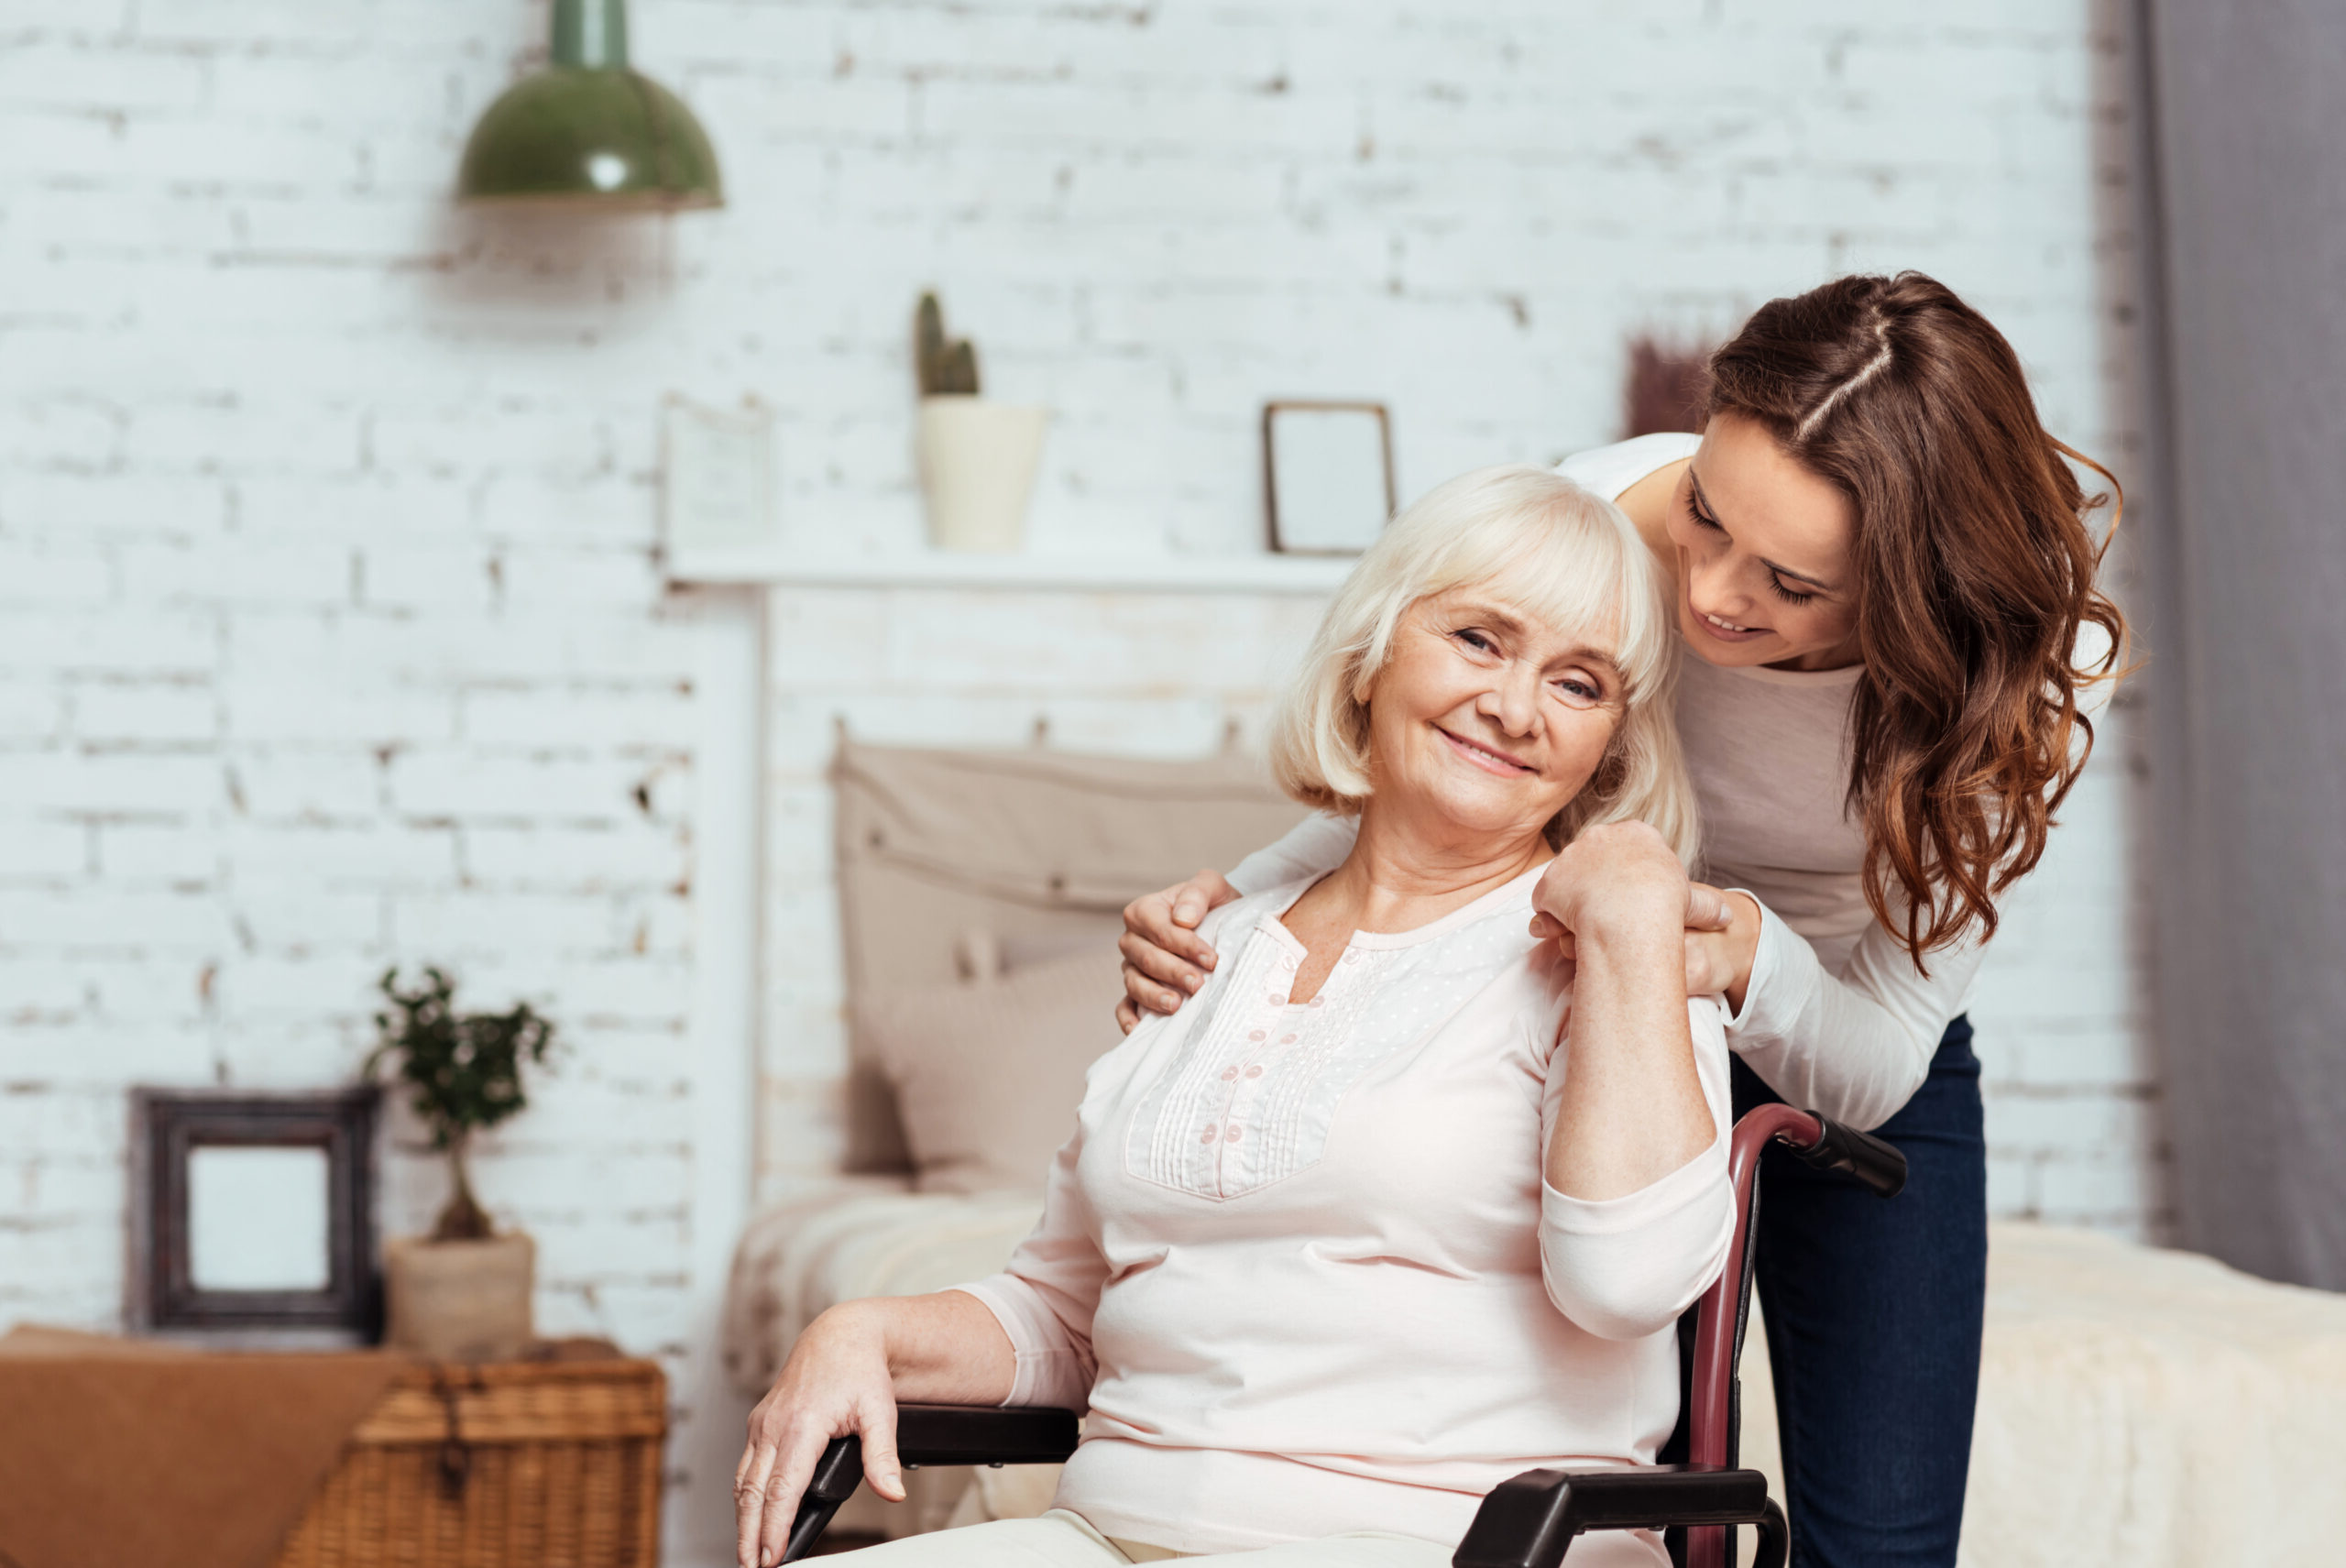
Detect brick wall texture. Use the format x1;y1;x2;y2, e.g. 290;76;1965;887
1;2;2161;1558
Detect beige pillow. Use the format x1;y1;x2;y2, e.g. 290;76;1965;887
861;944;1126;1194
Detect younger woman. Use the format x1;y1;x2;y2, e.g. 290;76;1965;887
1118;273;2125;1568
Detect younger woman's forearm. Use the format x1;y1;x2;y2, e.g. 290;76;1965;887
1226;811;1358;897
1729;911;1983;1129
1547;920;1717;1201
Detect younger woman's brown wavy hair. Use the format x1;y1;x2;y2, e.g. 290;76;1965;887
1705;271;2126;965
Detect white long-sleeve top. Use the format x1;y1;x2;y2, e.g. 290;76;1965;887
956;866;1734;1564
1230;433;2111;1132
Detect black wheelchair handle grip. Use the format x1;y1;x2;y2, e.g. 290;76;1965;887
779;1435;868;1563
1787;1115;1907;1198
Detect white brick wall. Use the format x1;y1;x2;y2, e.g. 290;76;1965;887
0;2;2161;1561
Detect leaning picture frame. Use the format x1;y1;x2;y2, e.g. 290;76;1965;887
1262;400;1397;556
127;1087;381;1340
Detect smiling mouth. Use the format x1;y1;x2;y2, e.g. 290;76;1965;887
1691;598;1771;641
1434;725;1534;775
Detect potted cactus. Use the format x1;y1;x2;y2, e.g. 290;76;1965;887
913;291;1049;552
367;968;556;1360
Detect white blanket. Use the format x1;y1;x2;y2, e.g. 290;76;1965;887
725;1194;2346;1559
1959;1223;2345;1565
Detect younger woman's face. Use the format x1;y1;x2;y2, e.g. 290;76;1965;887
1663;411;1862;672
1361;587;1625;848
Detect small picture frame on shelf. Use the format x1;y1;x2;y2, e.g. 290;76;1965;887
662;393;779;564
127;1088;381;1340
1262;400;1396;556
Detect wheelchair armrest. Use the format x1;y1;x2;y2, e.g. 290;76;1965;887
897;1402;1082;1466
781;1405;1080;1563
1452;1464;1783;1568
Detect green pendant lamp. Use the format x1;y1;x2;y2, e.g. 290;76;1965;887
458;0;723;211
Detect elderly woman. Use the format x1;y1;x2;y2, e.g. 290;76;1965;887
735;467;1738;1568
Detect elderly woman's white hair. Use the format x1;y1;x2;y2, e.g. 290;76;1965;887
1268;464;1698;866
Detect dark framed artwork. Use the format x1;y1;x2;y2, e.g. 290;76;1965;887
128;1087;381;1338
1262;400;1397;555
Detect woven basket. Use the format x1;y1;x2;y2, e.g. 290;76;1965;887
276;1355;667;1568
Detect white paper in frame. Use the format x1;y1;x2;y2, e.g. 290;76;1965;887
663;394;778;554
188;1145;333;1291
1263;400;1396;555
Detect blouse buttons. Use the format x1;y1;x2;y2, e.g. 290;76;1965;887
1248;1029;1266;1041
1224;1125;1243;1143
1200;1124;1218;1144
1279;1033;1297;1045
1221;1066;1239;1082
1343;950;1360;964
1244;1065;1264;1079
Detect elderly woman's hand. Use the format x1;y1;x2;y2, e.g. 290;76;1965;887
735;1290;1017;1568
1536;821;1726;1200
1535;820;1694;936
735;1302;905;1568
1529;825;1762;1005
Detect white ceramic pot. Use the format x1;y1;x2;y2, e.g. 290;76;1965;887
383;1233;535;1361
915;395;1049;553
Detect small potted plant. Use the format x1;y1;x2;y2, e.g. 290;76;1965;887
367;967;556;1360
914;290;1049;553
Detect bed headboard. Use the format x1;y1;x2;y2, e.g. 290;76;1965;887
830;735;1312;1172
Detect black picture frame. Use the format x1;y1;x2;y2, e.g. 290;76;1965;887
1261;399;1398;555
127;1087;381;1339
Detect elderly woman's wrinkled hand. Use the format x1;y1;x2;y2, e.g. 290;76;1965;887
1528;824;1760;1002
1533;821;1698;936
735;1303;905;1568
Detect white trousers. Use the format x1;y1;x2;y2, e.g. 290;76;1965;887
821;1510;1452;1566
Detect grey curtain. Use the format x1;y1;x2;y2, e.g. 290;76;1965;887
2139;0;2346;1288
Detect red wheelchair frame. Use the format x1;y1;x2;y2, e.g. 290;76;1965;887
781;1104;1905;1568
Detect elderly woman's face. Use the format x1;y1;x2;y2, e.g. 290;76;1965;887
1361;587;1625;842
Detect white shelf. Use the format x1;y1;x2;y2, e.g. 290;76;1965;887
664;543;1355;596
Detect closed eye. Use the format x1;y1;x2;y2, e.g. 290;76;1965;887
1693;487;1822;606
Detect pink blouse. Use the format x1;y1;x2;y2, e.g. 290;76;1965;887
954;866;1735;1564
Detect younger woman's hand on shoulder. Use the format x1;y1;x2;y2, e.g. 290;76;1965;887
1689;877;1764;1009
1115;868;1240;1032
1682;883;1761;1011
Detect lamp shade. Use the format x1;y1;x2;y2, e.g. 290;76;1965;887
458;0;723;211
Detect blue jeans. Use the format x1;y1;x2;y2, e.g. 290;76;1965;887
1728;1017;1986;1568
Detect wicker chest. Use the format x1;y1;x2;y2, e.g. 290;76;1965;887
276;1354;667;1568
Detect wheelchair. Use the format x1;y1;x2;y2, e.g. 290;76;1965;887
780;1103;1906;1568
